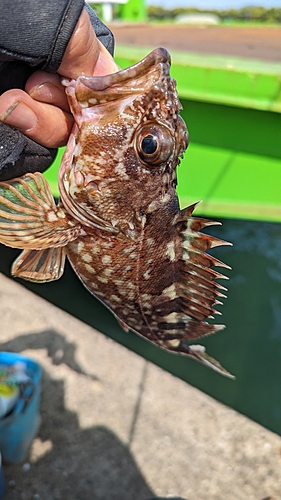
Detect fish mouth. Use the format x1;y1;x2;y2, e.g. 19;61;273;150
78;47;171;92
62;47;172;113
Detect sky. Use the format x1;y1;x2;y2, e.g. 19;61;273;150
147;0;281;9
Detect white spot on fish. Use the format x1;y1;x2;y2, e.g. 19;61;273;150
162;311;180;323
122;245;137;255
77;241;84;252
85;264;96;274
127;290;135;300
114;162;129;180
166;240;176;262
47;211;58;222
113;279;124;287
82;253;92;263
146;238;155;247
166;339;181;348
103;268;113;277
110;294;122;303
124;303;135;311
146;200;159;213
162;284;177;300
162;173;170;185
97;276;108;284
142;293;152;301
142;301;152;309
102;255;112;265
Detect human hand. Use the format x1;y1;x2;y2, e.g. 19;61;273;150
0;10;118;150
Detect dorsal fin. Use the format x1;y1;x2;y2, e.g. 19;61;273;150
140;203;233;376
152;204;232;338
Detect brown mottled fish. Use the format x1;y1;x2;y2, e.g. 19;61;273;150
0;48;233;377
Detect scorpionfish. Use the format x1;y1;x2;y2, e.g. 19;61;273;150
0;48;233;377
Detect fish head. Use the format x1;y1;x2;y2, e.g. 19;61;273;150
59;48;188;237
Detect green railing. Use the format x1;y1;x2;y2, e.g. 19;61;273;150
115;46;281;222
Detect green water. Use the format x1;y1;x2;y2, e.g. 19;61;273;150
0;217;281;435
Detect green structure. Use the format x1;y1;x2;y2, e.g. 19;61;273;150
114;46;281;222
46;46;281;222
118;0;146;22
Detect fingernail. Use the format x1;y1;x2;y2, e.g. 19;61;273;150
30;82;63;103
0;101;37;132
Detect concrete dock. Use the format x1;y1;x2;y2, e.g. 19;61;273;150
0;273;280;500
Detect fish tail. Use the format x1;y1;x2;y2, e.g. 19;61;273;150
176;342;235;379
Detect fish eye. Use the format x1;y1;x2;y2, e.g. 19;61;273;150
141;135;158;155
135;123;174;165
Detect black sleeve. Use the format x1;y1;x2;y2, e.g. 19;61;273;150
0;0;115;181
0;0;114;71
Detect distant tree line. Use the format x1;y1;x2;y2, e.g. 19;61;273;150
147;6;281;23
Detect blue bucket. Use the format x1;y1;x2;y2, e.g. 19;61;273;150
0;352;42;464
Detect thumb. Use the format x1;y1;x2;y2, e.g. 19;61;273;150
57;9;118;79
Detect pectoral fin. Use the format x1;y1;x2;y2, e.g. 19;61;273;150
12;247;66;283
0;172;81;249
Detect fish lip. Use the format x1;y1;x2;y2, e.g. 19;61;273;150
77;47;171;92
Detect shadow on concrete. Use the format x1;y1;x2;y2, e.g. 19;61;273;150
0;331;159;500
0;329;99;380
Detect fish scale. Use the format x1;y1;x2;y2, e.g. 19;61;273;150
0;48;233;377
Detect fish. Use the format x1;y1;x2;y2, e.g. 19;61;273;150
0;48;233;377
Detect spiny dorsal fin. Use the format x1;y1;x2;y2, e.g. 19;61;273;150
147;203;232;363
176;205;232;335
12;247;66;283
0;172;81;249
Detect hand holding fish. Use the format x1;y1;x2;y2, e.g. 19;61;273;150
0;0;116;180
0;10;118;151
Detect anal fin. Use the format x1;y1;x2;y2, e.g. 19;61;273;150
12;247;66;283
